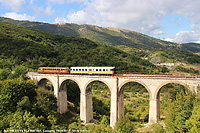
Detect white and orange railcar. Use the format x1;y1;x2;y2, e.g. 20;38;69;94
70;67;115;75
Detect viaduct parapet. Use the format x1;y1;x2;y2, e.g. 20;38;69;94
27;72;200;128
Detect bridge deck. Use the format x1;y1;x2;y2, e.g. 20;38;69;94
27;72;200;80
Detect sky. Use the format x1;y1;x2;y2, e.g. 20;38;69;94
0;0;200;43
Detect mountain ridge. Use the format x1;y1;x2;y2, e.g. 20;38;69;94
1;17;200;53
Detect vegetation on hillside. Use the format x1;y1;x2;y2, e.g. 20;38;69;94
1;17;200;53
116;45;200;74
0;22;168;74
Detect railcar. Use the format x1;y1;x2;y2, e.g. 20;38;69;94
70;67;115;75
37;67;70;74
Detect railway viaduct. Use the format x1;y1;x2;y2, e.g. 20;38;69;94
27;72;200;128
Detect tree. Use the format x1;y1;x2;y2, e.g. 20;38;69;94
33;87;57;117
151;123;165;133
9;110;46;130
185;106;200;132
8;65;29;80
114;115;135;133
0;79;37;116
0;68;11;80
17;96;32;112
165;90;195;132
100;115;110;126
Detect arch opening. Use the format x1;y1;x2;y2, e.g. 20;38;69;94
119;82;150;124
35;78;57;117
157;82;192;120
154;82;199;132
84;80;111;124
38;78;54;91
59;79;81;114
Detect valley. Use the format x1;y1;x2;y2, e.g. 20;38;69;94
0;18;199;132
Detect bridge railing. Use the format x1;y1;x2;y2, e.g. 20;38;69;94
27;72;200;79
116;74;200;79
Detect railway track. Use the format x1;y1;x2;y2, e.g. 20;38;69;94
27;72;200;79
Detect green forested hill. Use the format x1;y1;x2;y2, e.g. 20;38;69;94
116;45;200;74
1;17;200;52
0;23;167;73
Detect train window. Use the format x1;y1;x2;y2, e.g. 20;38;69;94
99;69;101;71
103;69;105;71
85;69;87;71
106;69;108;71
110;69;114;71
82;69;84;71
96;69;98;71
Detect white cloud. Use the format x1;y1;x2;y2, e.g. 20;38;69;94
54;17;68;24
165;30;200;43
0;0;25;11
44;6;55;17
48;0;65;4
66;0;200;43
31;4;55;17
47;0;88;4
67;10;88;24
67;0;166;33
3;12;35;21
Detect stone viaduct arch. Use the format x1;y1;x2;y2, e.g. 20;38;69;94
80;79;112;123
27;72;200;128
57;78;81;114
84;79;112;93
119;79;151;97
37;77;55;89
155;80;189;99
118;79;151;119
153;80;193;120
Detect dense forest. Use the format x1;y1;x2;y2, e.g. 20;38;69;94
0;22;200;132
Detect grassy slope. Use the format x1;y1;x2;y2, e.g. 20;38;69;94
1;17;200;53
